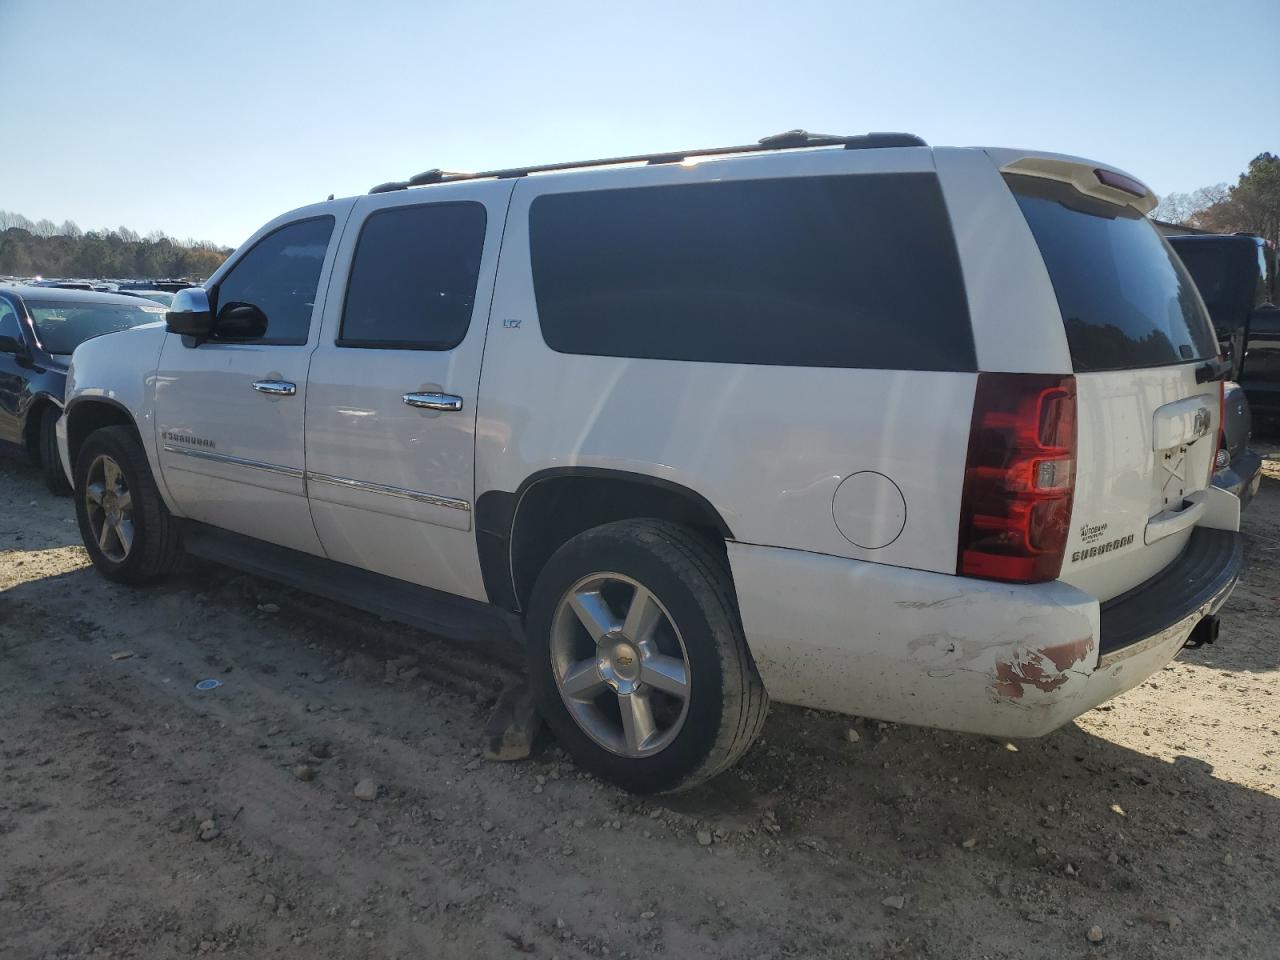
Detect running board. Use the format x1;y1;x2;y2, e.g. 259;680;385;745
177;520;525;660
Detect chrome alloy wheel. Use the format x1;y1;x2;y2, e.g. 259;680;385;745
85;454;134;562
549;573;692;758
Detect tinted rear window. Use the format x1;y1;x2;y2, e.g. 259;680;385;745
1006;174;1217;372
528;173;975;371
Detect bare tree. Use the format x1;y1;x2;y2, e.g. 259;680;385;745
1152;183;1228;225
0;210;35;232
59;219;83;238
1192;153;1280;251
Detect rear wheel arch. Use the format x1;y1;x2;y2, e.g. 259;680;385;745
476;469;735;614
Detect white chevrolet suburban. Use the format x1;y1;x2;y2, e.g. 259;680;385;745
60;131;1243;793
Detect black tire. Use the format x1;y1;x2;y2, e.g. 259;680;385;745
526;519;768;793
74;425;183;584
39;406;72;496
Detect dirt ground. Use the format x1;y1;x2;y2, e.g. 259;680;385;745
2;446;1279;960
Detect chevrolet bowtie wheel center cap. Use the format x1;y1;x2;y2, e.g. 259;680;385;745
599;634;642;693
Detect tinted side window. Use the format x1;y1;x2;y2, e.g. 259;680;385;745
214;216;334;344
340;202;487;350
528;174;975;371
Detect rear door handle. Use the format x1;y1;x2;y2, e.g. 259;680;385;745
403;392;463;412
252;380;296;396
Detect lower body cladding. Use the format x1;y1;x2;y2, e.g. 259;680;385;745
728;527;1242;738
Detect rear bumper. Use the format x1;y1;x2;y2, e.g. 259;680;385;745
1212;448;1263;512
728;528;1242;738
1098;527;1241;658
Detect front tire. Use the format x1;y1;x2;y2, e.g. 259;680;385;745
74;425;182;584
40;406;72;496
526;519;768;793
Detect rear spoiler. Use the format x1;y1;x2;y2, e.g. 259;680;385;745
985;149;1158;215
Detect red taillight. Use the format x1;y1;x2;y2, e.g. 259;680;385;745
958;373;1077;583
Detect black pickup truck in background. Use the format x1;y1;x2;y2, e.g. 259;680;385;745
1167;232;1275;511
1168;233;1279;417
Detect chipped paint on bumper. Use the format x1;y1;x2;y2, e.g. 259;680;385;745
728;541;1230;738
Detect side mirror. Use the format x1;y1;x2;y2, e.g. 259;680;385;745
165;288;214;339
0;333;28;358
214;301;269;340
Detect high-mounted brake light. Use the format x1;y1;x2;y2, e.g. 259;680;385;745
1093;167;1148;198
957;373;1077;584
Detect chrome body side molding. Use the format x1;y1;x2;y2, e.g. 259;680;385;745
161;444;471;513
161;443;305;480
306;471;472;512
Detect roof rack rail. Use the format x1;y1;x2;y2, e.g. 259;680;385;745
368;129;926;194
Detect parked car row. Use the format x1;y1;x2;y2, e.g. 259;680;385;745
1;277;198;301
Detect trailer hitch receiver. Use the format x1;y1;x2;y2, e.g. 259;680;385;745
1183;615;1220;649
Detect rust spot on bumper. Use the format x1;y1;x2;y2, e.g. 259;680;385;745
993;636;1095;700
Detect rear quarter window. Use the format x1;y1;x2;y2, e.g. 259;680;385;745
1005;174;1218;372
528;173;975;371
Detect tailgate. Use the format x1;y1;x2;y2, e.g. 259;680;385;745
1002;167;1222;601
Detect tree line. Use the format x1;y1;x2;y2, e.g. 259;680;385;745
1152;152;1280;252
0;210;232;280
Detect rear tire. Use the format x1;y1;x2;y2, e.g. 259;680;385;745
525;519;768;793
40;406;72;496
74;425;182;584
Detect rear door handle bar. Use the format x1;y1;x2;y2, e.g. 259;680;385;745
402;392;463;412
252;380;296;396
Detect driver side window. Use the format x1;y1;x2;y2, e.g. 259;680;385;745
213;216;335;344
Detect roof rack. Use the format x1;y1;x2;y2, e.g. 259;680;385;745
368;129;926;194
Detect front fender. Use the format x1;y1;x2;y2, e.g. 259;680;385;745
64;322;174;509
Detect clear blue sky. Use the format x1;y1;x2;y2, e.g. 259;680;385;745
1;0;1275;249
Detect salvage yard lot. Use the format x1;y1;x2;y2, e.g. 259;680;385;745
2;450;1279;960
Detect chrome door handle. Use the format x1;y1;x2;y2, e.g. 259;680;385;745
252;380;296;396
403;392;463;412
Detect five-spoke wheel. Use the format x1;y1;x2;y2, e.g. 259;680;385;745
527;518;769;794
74;425;182;584
84;453;135;561
550;573;692;758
